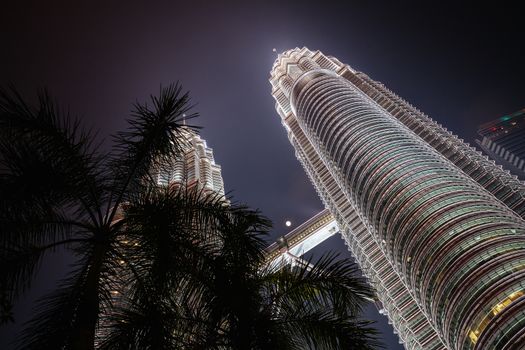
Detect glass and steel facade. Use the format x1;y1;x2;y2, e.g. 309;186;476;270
156;129;226;196
270;48;525;349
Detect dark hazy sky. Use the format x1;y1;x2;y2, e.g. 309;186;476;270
1;1;524;349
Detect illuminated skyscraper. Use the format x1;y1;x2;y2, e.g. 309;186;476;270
156;129;226;196
270;48;525;349
476;109;525;180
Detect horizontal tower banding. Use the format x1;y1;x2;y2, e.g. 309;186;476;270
270;48;525;350
344;71;525;219
288;116;444;348
272;49;447;349
291;69;525;349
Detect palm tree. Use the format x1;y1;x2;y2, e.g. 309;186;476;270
0;84;194;349
97;185;381;350
0;86;381;349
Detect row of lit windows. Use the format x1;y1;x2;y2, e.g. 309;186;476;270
291;70;525;348
423;228;522;308
474;296;525;349
350;71;525;219
406;211;501;290
403;204;506;266
447;258;525;338
292;73;444;348
289;114;434;346
344;70;525;349
463;280;525;346
437;239;525;312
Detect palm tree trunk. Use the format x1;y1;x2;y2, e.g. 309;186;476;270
71;243;107;350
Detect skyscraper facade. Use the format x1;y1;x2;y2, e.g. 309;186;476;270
155;129;226;196
270;48;525;350
476;109;525;180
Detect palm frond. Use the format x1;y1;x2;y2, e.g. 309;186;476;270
107;83;197;221
0;194;76;248
0;86;106;227
0;205;88;324
279;308;382;350
97;302;172;349
217;205;271;272
0;236;83;325
262;252;374;318
97;281;203;350
97;185;229;348
16;257;92;349
120;186;225;286
1;84;383;350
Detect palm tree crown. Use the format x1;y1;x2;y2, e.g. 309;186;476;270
0;85;381;349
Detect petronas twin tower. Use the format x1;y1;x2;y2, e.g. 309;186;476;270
269;48;525;349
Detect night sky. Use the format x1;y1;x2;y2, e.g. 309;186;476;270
1;1;524;349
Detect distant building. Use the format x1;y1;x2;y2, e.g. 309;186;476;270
476;109;525;180
156;129;226;197
99;130;227;344
270;47;525;350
